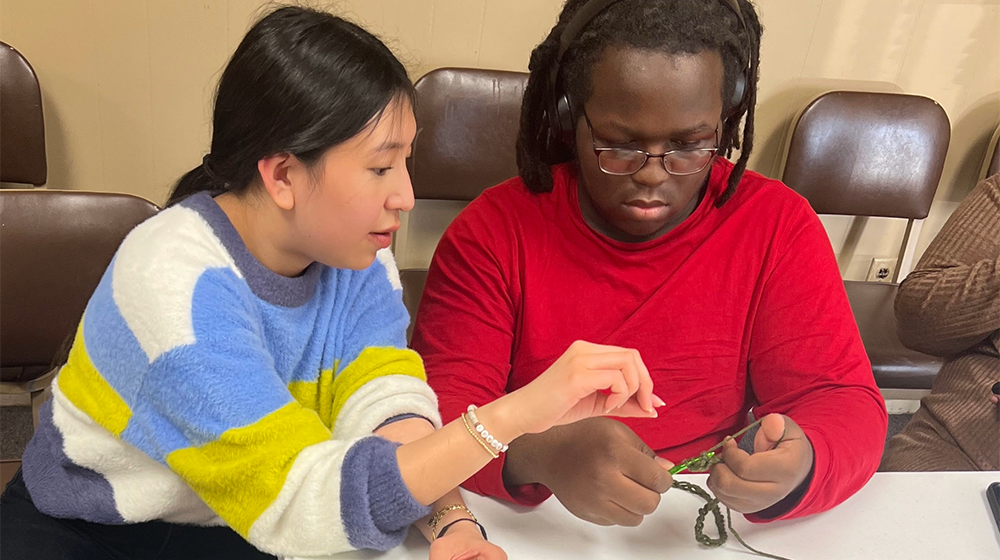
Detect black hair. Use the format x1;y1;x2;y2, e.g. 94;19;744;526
516;0;762;206
166;5;415;206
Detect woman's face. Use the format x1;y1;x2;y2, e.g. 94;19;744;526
294;97;417;271
574;47;725;242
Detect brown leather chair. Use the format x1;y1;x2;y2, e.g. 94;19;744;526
399;68;528;341
0;190;159;423
781;91;950;391
0;459;20;490
844;280;944;390
1;42;46;186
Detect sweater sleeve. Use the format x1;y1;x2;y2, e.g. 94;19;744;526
744;199;888;522
412;194;552;506
894;175;1000;357
56;235;430;556
323;249;442;440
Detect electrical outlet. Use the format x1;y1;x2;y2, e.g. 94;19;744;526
866;258;898;282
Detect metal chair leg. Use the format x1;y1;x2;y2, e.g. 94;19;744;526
30;385;51;429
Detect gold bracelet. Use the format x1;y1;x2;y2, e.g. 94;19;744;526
462;412;499;459
428;504;477;539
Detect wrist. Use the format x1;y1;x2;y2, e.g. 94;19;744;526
440;517;484;537
475;396;526;448
751;456;816;520
434;508;475;528
428;504;475;534
502;427;562;488
435;517;488;541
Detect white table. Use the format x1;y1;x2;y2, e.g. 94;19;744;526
326;472;1000;560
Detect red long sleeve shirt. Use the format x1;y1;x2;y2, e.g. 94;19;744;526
412;159;887;521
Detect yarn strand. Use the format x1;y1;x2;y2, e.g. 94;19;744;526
668;417;793;560
671;480;793;560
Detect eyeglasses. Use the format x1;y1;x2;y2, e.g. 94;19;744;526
584;111;719;176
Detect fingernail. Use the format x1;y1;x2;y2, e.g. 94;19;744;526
653;395;666;407
655;457;675;470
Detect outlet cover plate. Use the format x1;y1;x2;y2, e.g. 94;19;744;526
866;257;898;282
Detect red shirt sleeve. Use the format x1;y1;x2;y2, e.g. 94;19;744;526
411;188;553;505
744;198;888;522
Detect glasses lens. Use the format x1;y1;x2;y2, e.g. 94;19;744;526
665;149;715;175
598;149;647;175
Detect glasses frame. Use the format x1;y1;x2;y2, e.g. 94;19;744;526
583;111;720;177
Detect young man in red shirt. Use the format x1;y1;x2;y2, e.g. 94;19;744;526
413;0;887;527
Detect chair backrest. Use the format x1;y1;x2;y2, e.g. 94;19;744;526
398;68;528;338
781;91;950;281
782;91;950;220
0;42;46;186
0;191;159;371
409;68;528;201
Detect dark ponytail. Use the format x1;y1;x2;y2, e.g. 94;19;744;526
167;6;415;206
169;159;218;206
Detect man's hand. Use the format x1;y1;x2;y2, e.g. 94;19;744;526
504;417;673;526
708;414;814;514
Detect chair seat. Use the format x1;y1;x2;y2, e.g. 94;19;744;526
0;460;20;490
844;281;943;390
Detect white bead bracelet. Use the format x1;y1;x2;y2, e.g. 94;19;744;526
466;404;509;453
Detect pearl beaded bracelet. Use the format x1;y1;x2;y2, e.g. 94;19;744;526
465;404;509;454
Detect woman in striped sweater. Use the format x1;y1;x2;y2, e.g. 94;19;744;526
0;7;662;560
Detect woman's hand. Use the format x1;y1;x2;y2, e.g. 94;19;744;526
502;340;664;435
428;521;507;560
394;341;661;508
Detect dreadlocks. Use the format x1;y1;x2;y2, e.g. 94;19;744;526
515;0;762;206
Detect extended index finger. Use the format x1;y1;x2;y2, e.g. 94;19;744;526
576;351;642;412
718;437;798;483
582;348;654;413
629;348;655;414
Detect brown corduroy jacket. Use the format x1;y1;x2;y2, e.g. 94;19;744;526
882;174;1000;471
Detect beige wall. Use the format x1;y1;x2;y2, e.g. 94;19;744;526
2;0;998;279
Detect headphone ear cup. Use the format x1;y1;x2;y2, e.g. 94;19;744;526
554;93;575;144
731;72;747;109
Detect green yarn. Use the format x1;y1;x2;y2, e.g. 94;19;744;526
669;417;765;476
667;417;793;560
672;479;792;560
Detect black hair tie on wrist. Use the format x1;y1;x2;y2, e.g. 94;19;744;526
435;517;488;541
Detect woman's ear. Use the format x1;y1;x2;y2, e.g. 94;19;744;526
257;153;298;210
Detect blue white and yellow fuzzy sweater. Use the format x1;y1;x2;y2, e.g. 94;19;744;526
21;192;442;558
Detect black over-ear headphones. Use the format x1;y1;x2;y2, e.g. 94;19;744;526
546;0;752;145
